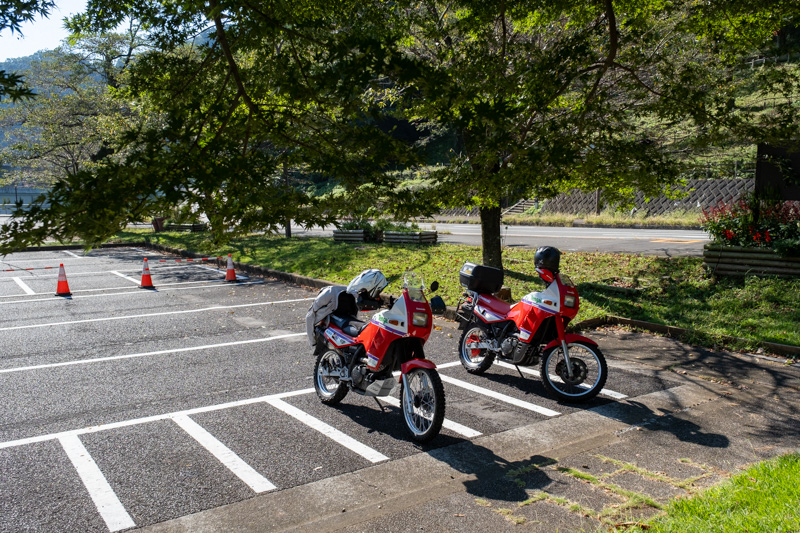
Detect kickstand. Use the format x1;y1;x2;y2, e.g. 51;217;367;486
514;365;525;379
374;397;387;412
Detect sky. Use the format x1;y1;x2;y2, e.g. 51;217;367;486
0;0;88;62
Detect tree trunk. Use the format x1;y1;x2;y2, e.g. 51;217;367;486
480;205;503;269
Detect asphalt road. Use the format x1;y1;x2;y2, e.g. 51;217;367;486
289;222;709;256
2;215;708;255
0;247;682;532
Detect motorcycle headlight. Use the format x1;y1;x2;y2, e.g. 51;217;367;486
412;312;429;327
564;294;576;308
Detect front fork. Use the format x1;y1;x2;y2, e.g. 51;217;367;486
554;315;574;379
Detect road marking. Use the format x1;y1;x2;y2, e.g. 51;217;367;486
109;270;140;285
494;361;628;400
171;414;276;493
266;398;389;463
12;277;35;295
194;264;249;279
0;388;316;450
0;280;266;305
0;297;314;332
0;264;220;280
650;238;705;243
438;374;561;417
378;396;482;438
62;250;84;259
59;435;135;532
0;332;306;374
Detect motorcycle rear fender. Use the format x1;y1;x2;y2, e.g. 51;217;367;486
543;333;598;352
400;359;437;374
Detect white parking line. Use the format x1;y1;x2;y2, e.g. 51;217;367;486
0;280;266;305
62;251;84;259
494;361;628;400
194;264;249;279
109;270;140;285
171;415;276;493
0;297;314;332
378;396;482;438
438;374;561;417
0;388;316;451
0;264;222;281
59;435;136;532
266;398;389;463
0;332;306;374
12;277;35;295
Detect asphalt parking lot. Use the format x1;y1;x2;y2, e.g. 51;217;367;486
1;246;687;532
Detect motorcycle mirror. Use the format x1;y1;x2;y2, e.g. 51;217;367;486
430;281;439;293
430;295;446;315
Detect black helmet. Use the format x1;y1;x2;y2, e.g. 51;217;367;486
534;246;561;273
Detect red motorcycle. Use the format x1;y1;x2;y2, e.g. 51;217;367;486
456;246;607;402
307;271;446;442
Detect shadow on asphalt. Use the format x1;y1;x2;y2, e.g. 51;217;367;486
593;399;730;448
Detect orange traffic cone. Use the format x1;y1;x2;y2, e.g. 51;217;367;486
225;253;238;282
140;258;156;289
55;264;72;297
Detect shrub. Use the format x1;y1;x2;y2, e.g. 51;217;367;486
339;218;420;242
701;196;800;256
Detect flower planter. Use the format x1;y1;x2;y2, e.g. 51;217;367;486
163;223;207;232
333;229;366;243
382;231;438;244
703;244;800;277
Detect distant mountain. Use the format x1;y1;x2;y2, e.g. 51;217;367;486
0;50;48;76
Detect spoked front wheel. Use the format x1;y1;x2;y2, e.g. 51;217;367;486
540;341;608;403
458;325;495;374
400;367;445;443
314;350;349;405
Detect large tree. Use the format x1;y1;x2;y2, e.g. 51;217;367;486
1;1;799;260
0;0;423;251
389;0;800;267
0;30;147;187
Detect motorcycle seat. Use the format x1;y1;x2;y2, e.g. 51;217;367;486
330;314;367;337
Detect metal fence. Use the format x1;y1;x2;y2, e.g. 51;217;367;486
0;187;49;214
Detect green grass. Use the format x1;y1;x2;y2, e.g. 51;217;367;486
616;453;800;533
503;209;703;228
110;230;800;349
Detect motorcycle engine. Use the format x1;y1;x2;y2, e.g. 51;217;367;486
351;364;366;387
500;335;518;356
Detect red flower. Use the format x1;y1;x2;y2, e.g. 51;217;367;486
724;230;734;240
754;232;762;242
765;231;771;243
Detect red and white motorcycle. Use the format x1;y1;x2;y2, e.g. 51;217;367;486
306;270;446;442
456;246;608;402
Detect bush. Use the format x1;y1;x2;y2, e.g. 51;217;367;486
339;218;420;242
701;196;800;256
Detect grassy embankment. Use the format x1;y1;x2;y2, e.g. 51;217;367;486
111;230;800;352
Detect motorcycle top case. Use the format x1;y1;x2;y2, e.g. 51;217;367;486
459;262;504;294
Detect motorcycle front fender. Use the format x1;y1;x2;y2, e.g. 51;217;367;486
400;359;437;374
543;333;598;352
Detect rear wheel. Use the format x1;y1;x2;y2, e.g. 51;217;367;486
459;325;495;374
540;341;607;403
400;367;445;443
314;350;349;405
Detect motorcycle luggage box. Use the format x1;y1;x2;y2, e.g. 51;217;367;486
459;262;504;294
